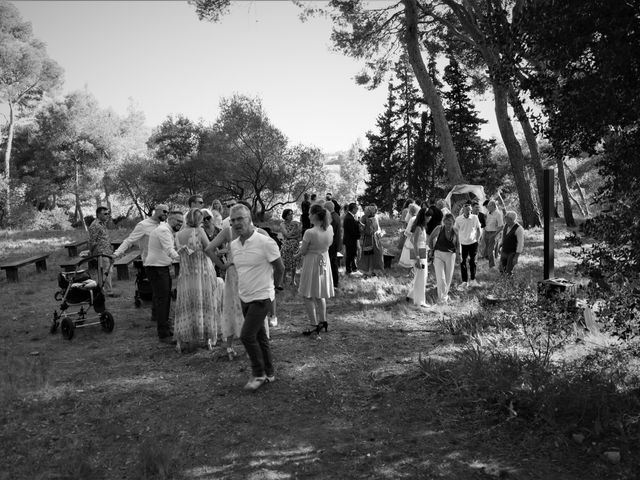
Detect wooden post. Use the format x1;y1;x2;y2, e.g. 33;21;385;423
543;168;554;280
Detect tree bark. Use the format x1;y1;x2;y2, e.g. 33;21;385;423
509;88;544;209
402;0;464;186
74;159;87;231
493;83;541;228
556;156;575;227
3;102;15;220
565;161;590;216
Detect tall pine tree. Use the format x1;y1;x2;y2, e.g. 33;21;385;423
359;83;404;213
442;56;495;185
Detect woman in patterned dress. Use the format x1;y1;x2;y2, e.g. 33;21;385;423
174;209;224;353
359;204;385;276
295;203;334;336
279;208;301;286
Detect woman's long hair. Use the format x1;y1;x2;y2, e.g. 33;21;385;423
310;204;330;230
411;207;428;233
186;208;203;228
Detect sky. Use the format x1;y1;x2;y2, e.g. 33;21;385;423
12;0;499;154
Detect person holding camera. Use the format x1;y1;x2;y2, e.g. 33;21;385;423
407;207;430;308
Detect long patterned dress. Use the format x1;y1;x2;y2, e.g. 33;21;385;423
359;215;384;272
280;220;301;271
174;229;223;347
298;226;335;299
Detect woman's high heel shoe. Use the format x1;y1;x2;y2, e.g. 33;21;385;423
302;324;322;336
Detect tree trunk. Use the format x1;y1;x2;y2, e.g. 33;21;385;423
565;161;590;216
493;83;541;228
123;181;144;218
509;87;544;209
3;102;15;220
74;159;87;231
567;185;586;216
556;156;575;227
402;0;464;186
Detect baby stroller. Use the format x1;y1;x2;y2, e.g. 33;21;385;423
133;259;153;307
50;254;115;340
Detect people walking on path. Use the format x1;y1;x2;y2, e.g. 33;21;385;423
429;213;460;304
454;203;482;290
499;211;524;276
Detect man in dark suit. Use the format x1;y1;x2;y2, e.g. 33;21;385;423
326;192;341;215
342;202;361;277
325;201;342;287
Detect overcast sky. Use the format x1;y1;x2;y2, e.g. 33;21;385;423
13;0;499;153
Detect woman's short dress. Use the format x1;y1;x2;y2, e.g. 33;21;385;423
298;226;335;299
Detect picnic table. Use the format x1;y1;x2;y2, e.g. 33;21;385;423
64;240;88;257
113;250;141;281
0;254;49;282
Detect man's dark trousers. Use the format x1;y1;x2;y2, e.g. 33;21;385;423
329;244;339;287
240;299;274;378
146;266;172;338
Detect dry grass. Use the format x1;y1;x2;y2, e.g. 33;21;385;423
0;224;637;479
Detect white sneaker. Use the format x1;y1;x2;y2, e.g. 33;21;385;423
268;315;278;327
244;376;267;391
470;279;481;287
457;282;468;291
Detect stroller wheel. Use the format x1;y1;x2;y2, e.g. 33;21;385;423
61;317;75;340
100;311;115;333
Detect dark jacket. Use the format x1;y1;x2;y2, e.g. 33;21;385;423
342;211;360;247
330;211;342;251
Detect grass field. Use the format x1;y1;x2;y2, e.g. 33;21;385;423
1;223;638;479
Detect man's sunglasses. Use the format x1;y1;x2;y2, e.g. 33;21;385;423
204;216;212;221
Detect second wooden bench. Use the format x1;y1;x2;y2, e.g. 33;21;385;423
113;250;141;281
0;254;50;282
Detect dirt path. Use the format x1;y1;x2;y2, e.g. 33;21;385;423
1;256;617;480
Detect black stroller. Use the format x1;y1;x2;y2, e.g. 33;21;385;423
50;254;115;340
133;259;153;307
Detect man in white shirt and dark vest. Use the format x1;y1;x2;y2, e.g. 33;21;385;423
146;211;183;343
229;204;285;391
454;203;482;289
499;211;524;276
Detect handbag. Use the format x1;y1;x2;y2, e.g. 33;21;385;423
409;247;427;260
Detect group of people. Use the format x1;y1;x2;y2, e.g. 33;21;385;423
396;198;524;307
86;191;524;391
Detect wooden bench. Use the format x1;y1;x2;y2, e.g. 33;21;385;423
0;254;49;282
113;250;141;281
64;240;88;257
337;251;344;266
59;257;99;272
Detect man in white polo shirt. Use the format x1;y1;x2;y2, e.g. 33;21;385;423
229;204;285;391
454;203;482;289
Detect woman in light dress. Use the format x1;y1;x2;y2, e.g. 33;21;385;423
398;203;420;268
296;203;334;336
406;207;430;308
359;204;385;276
174;209;224;353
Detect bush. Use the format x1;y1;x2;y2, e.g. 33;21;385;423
8;206;73;231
